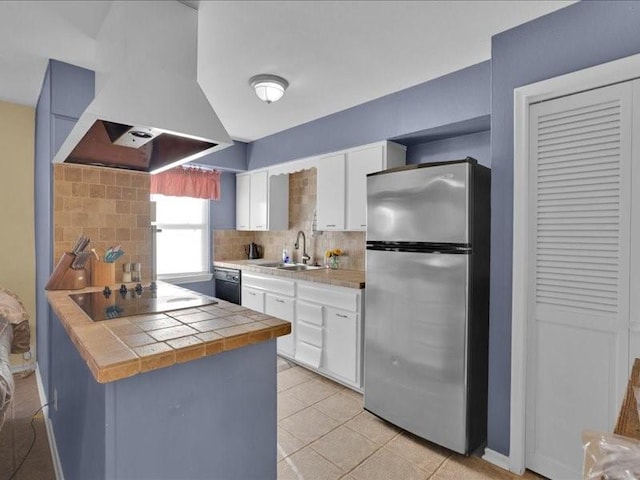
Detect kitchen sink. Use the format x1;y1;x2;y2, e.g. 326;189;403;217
255;262;282;268
277;264;323;271
256;262;323;271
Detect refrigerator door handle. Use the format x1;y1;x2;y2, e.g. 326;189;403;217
366;242;471;254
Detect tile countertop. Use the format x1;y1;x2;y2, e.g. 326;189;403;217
213;260;365;289
46;284;291;384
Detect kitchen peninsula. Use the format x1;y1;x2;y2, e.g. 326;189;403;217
46;283;290;480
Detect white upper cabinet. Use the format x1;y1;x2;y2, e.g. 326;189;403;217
236;171;288;231
238;140;404;232
236;173;251;230
317;141;406;231
316;153;346;231
250;170;268;230
346;146;384;230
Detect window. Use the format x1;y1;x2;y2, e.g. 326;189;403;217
151;194;210;281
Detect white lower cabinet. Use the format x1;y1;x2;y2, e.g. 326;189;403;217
265;293;295;357
241;286;264;312
296;281;363;389
242;273;296;357
240;271;364;390
324;308;358;384
295;301;324;369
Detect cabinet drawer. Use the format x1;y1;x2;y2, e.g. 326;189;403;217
295;342;322;369
265;293;294;321
297;301;323;326
298;282;360;312
297;321;323;348
241;286;264;313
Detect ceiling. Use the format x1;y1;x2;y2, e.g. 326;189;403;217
0;0;574;143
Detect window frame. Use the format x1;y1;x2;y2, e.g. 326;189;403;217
151;194;212;283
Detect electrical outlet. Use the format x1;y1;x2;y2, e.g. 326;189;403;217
53;388;58;412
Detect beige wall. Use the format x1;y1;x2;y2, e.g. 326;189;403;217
0;101;36;363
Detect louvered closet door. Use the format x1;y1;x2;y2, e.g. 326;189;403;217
526;82;632;479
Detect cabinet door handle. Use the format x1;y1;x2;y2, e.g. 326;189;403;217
248;292;256;296
326;224;336;227
360;224;366;227
336;313;348;319
256;225;265;229
275;299;285;303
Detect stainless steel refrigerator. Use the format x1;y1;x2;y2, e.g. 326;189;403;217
363;158;490;455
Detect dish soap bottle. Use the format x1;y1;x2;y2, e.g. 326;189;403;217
282;245;290;264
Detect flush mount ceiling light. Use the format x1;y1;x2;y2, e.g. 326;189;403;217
249;74;289;104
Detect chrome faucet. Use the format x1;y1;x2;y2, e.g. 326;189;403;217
294;230;311;264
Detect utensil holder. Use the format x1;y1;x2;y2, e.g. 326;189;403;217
91;261;115;286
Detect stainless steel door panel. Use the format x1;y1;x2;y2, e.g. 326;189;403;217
367;163;469;243
364;249;469;453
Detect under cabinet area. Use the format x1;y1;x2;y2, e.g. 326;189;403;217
240;271;364;390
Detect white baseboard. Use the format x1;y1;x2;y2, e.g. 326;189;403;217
34;364;48;417
35;364;65;480
482;448;511;472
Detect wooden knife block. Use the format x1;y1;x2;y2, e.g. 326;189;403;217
45;252;88;290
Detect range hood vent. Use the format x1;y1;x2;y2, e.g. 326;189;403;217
53;1;231;174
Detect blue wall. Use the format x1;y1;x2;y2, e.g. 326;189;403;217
34;64;52;395
107;341;276;479
197;140;248;172
211;171;237;230
247;61;491;170
35;60;94;395
406;130;490;167
49;306;277;480
49;313;106;480
488;0;640;455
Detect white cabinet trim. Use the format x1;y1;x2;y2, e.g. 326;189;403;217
511;52;640;475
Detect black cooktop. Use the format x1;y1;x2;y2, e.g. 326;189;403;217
69;282;218;321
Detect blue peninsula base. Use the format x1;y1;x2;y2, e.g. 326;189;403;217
47;313;277;480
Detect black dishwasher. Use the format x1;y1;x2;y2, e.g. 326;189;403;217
213;267;241;305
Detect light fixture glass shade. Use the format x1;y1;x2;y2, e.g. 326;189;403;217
250;74;289;104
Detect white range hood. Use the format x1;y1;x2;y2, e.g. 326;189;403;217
52;1;232;174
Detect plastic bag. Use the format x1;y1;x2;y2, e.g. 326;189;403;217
582;430;640;479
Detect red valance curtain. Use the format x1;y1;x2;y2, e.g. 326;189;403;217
150;166;221;200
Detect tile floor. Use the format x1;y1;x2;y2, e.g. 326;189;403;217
277;357;545;480
0;371;54;480
1;360;545;480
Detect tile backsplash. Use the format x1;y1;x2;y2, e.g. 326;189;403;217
53;164;152;283
214;168;365;271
